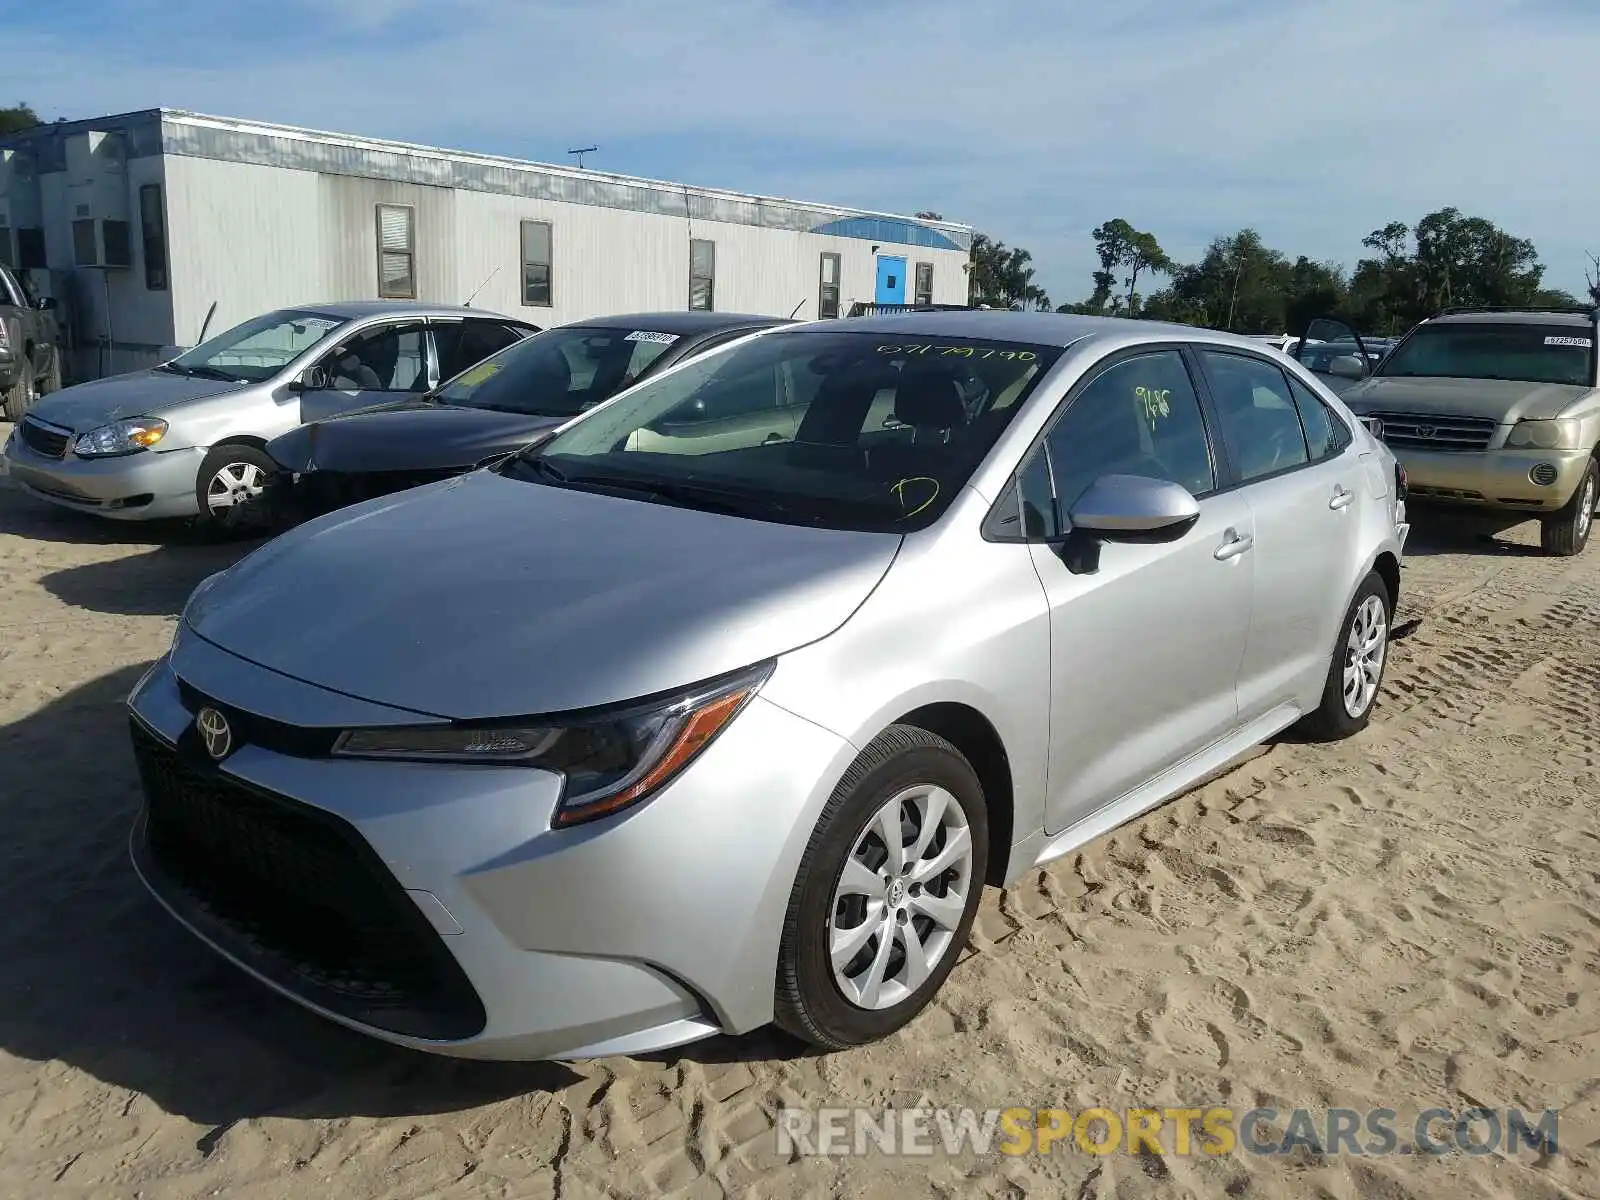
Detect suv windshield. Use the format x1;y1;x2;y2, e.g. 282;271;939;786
436;324;682;417
166;309;348;383
1376;323;1594;386
503;329;1063;533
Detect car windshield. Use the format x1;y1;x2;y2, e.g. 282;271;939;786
166;309;348;383
1376;323;1594;386
435;324;683;416
501;329;1064;533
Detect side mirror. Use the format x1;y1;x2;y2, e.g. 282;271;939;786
289;366;329;393
1328;354;1367;380
1067;474;1201;542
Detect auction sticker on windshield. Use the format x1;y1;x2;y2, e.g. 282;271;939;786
625;331;680;345
455;361;504;388
1545;336;1593;348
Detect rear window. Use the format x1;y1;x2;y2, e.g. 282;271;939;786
1376;323;1594;387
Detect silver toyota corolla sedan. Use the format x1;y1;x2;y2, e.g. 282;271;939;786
126;311;1410;1060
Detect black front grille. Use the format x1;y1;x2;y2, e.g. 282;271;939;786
19;416;71;459
130;720;486;1041
1371;411;1497;452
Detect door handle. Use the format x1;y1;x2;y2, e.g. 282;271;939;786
1214;529;1253;561
1329;485;1354;510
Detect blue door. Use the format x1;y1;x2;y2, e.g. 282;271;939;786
875;256;908;305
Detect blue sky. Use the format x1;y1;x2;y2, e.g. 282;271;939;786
8;0;1597;303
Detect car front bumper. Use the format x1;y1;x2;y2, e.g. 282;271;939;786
2;423;204;519
1393;445;1592;511
126;629;855;1061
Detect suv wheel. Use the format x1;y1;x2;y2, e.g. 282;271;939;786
774;725;988;1050
1298;571;1392;741
1541;458;1598;557
3;359;35;422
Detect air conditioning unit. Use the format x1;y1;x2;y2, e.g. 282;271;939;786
72;217;133;269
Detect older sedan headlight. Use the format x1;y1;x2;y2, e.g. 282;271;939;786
74;417;169;458
1505;417;1583;451
332;662;773;827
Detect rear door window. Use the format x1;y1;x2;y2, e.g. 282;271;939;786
1198;351;1311;483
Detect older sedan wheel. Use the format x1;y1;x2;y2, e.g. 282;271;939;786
195;444;279;537
775;724;988;1050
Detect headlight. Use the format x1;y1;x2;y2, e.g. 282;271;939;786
332;661;774;827
1505;418;1582;451
74;418;169;458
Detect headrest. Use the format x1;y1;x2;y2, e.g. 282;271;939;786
893;366;968;430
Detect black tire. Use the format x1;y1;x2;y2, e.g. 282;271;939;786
1540;458;1598;557
37;344;62;396
1298;571;1393;742
193;443;280;538
3;358;35;422
774;724;989;1050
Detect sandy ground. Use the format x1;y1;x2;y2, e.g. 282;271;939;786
1;417;1597;1199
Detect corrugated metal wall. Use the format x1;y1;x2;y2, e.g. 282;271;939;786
162;157;969;341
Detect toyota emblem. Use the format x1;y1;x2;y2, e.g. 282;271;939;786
196;706;233;761
1416;425;1436;439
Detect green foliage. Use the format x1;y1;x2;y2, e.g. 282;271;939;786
0;103;41;136
1059;208;1582;336
968;232;1051;311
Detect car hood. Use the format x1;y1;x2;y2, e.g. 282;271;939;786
268;403;563;474
1342;376;1592;422
183;468;901;720
26;369;250;431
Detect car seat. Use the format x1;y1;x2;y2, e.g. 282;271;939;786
332;352;382;391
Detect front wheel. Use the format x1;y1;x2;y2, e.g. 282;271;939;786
3;359;35;422
1540;458;1597;557
1298;570;1393;742
774;725;988;1050
194;444;280;538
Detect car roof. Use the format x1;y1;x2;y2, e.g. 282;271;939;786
558;311;794;335
1427;309;1596;327
287;300;529;321
815;308;1249;349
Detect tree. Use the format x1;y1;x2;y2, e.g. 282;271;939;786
1345;210;1554;332
968;232;1050;310
1585;252;1600;307
1143;229;1294;332
0;103;41;136
1091;218;1171;314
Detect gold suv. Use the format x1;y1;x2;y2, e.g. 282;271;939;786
1300;309;1600;556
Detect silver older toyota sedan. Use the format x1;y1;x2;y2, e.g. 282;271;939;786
126;311;1409;1059
3;301;536;531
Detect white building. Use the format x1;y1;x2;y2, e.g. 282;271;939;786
0;109;975;382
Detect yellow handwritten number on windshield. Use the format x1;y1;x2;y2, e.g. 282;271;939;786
892;476;940;519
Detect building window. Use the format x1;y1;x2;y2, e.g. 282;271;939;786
140;183;168;291
818;252;841;319
914;262;934;306
521;220;553;307
0;225;12;270
689;238;715;311
16;227;46;270
376;204;416;299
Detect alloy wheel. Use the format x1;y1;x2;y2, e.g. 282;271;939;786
1579;475;1596;543
1342;593;1389;718
827;783;975;1011
206;462;265;514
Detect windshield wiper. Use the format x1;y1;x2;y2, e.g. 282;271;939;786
569;474;800;520
181;364;244;383
511;454;568;483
